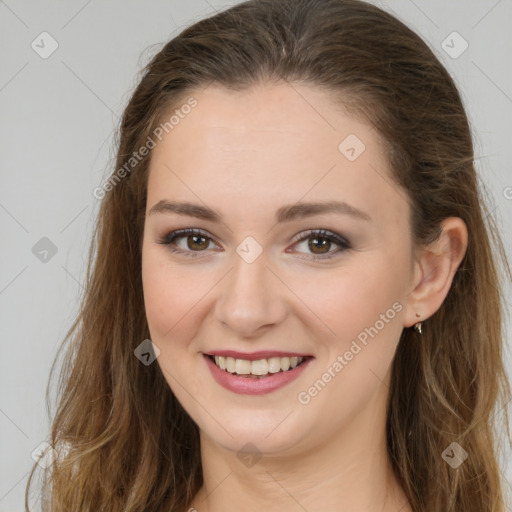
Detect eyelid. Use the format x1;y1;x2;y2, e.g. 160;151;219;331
157;227;351;259
157;228;221;256
288;228;351;259
160;227;212;243
289;228;348;246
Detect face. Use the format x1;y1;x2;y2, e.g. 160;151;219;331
141;82;415;456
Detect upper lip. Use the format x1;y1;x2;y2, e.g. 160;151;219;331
204;350;312;361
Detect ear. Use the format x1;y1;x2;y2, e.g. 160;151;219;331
403;217;468;328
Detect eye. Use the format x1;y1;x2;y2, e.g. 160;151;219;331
157;228;351;260
288;229;351;260
157;228;218;258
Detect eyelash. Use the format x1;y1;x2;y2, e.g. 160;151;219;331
157;228;351;260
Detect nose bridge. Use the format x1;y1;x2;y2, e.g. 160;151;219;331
214;245;286;335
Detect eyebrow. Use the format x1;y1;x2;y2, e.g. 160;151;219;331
148;199;371;223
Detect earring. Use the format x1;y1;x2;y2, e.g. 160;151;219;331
414;312;422;334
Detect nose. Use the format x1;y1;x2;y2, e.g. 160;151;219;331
213;249;288;338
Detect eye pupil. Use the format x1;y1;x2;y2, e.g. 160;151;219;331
188;235;208;250
308;236;330;254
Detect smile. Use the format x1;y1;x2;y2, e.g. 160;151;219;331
208;354;306;378
203;353;314;395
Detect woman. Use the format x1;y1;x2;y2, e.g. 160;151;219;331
26;0;511;510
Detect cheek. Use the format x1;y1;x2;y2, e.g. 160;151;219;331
142;246;208;338
142;258;174;335
294;259;405;427
141;250;202;389
142;247;198;339
296;254;407;414
293;255;406;344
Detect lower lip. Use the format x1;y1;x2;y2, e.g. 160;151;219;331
203;354;313;395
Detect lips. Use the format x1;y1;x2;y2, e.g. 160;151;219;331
202;347;315;395
204;350;311;361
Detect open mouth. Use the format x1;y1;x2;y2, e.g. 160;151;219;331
206;354;311;379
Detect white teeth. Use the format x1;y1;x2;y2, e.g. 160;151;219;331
251;359;268;376
225;357;236;373
235;359;251;375
268;357;282;373
212;355;305;376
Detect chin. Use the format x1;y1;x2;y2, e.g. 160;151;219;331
198;410;309;456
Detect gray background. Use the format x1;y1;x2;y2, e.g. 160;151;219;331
1;0;511;510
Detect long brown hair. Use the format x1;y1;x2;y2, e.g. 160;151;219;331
25;0;511;510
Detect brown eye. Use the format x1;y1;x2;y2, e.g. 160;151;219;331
290;229;351;260
307;236;332;255
158;228;217;258
186;234;210;251
158;228;351;261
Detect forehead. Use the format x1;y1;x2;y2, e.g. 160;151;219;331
147;83;407;228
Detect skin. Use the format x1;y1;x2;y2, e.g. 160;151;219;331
141;82;467;512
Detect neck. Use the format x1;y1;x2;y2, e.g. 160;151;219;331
188;384;411;512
